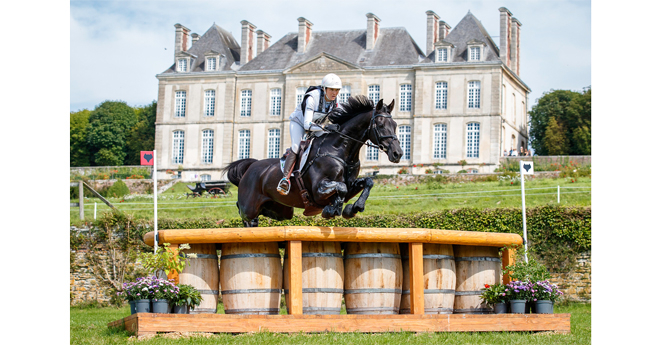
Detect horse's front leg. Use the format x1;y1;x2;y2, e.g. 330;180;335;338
342;177;374;219
316;180;348;219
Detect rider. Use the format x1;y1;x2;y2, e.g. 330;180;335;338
277;73;342;195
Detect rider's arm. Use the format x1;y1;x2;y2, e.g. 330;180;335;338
303;92;325;132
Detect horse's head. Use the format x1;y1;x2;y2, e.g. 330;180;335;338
370;99;403;163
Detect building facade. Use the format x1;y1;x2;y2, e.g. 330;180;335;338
154;7;530;181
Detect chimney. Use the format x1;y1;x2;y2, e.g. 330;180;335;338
425;10;439;56
512;18;522;75
256;30;271;55
297;17;313;54
240;20;256;65
438;21;451;40
174;23;190;58
366;13;381;50
498;7;512;68
191;33;199;45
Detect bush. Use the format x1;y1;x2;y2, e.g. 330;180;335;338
105;180;130;198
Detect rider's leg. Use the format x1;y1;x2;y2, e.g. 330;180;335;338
277;122;304;195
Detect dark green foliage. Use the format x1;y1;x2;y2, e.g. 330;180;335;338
529;88;591;155
125;101;157;165
543;117;569;155
105;180;130;198
70;109;92;167
86;101;139;166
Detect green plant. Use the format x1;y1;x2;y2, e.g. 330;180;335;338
458;159;467;168
532;280;564;302
457;169;467;174
173;284;203;309
480;283;509;305
397;167;409;174
503;247;551;283
105;180;130;198
137;243;192;277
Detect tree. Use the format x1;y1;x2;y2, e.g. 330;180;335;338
70;109;92;167
86;101;138;166
125;101;157;165
542;117;569;155
528;88;591;155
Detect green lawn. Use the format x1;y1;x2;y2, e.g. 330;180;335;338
71;302;590;344
70;175;590;223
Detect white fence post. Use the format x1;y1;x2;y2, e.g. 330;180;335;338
557;185;560;203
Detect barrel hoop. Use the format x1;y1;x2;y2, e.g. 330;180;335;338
345;253;401;259
284;288;344;294
454;257;501;262
189;308;217;314
283;253;343;259
220;253;280;260
179;253;218;260
224;308;280;314
453;308;492;314
400;307;453;314
303;307;342;313
221;289;281;295
344;288;402;294
346;307;400;314
401;289;455;295
401;255;455;260
197;289;219;295
455;290;485;296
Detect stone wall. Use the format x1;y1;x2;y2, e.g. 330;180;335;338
549;251;591;302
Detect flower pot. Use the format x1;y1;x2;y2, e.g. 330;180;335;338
172;304;190;314
535;300;554;314
135;299;151;313
129;300;137;315
493;302;508;314
152;299;169;313
509;299;526;314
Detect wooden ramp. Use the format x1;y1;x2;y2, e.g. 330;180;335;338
109;313;571;336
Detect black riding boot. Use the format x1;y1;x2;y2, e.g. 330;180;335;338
277;151;298;195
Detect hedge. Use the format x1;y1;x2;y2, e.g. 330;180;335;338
74;205;590;272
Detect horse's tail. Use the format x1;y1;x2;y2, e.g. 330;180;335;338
222;159;258;186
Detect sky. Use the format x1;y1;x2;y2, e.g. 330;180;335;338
70;0;592;112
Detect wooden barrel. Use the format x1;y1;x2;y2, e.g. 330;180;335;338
219;243;282;315
344;242;402;314
453;245;501;314
400;243;456;314
178;243;219;314
283;241;344;315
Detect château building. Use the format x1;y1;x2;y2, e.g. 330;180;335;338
154;7;530;180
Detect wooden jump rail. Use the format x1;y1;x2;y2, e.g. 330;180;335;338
108;227;571;335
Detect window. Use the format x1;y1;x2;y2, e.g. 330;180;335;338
469;47;481;61
175;91;186;117
399;84;412;112
204;90;215;117
512;94;517;125
366;140;379;161
502;84;507;118
202;129;214;164
177;58;187;72
267;129;281;159
468;81;481;109
466;123;480;158
433;124;447;159
437;48;448;62
269;88;282;116
339;85;351;103
172;130;185;164
296;87;306;106
201;174;211;181
240;90;252;117
368;85;380;104
206;57;216;71
435;82;447;110
238;130;250;159
398;125;411;160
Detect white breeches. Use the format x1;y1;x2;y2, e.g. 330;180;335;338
290;121;305;154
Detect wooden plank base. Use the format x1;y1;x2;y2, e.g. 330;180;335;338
108;313;571;336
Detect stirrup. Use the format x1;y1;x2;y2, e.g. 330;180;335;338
277;177;291;195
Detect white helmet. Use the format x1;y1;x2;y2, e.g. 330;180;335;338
321;73;342;89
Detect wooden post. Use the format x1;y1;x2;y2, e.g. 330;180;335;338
166;243;180;284
287;241;303;315
408;242;424;315
502;247;515;284
78;181;84;220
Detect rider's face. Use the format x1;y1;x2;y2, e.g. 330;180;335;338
325;88;340;102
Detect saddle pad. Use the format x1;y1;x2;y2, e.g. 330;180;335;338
280;137;314;174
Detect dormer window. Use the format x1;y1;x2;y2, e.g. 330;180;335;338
177;58;188;72
437;48;448;62
206;57;216;71
204;50;222;72
434;40;454;63
467;40;486;62
175;52;197;72
469;47;480;61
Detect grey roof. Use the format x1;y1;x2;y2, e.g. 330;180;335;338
162;24;241;73
425;11;500;63
240;27;425;71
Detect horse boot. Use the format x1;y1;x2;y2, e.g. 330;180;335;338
277;151;298;195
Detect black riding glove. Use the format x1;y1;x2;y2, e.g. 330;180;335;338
324;124;340;132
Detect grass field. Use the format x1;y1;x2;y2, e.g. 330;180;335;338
70;302;590;344
70;175;591;223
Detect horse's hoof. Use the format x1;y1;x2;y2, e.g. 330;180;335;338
322;208;334;219
342;204;355;219
353;204;365;213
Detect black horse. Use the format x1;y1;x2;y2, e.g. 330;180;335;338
223;96;403;227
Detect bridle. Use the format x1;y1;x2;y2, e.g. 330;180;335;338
330;109;398;152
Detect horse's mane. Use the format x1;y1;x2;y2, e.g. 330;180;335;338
328;95;374;125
